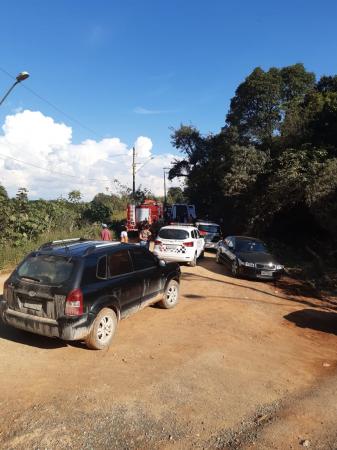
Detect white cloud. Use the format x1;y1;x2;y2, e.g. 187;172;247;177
0;110;178;200
133;106;176;115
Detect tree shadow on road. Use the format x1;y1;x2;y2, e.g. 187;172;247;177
284;309;337;336
185;257;337;312
200;255;337;308
184;293;293;308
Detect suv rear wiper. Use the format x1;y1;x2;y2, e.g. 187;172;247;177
20;276;41;283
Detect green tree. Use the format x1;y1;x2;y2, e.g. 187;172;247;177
167;187;186;204
68;190;82;204
226;64;315;147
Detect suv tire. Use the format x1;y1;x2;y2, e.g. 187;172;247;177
158;280;179;309
189;253;197;267
86;307;117;350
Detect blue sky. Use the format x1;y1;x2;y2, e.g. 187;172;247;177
0;0;337;153
1;0;337;157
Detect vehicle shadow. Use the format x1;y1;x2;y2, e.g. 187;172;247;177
0;320;67;349
284;309;337;336
188;257;337;312
0;294;88;350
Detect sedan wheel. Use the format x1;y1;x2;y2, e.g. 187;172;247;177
231;260;239;277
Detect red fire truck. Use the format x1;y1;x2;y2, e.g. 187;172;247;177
127;199;164;232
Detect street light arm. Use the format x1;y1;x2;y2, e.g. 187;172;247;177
0;80;19;106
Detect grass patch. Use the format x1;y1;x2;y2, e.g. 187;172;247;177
0;224;115;272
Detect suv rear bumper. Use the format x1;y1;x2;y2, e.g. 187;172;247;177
1;301;94;341
204;241;218;249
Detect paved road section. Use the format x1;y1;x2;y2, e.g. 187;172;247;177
0;253;336;449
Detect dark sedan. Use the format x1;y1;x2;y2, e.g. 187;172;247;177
216;236;284;280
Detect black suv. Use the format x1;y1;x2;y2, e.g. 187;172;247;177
0;239;181;350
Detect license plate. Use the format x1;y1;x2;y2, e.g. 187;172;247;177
162;245;177;252
23;301;42;311
261;270;273;276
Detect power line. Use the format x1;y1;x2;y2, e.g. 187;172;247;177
0;66;127;158
0;151;116;183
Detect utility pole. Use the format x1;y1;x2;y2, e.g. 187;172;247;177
163;167;171;204
132;146;136;200
163;168;167;205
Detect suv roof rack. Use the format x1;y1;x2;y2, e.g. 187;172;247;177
83;241;120;255
39;238;89;249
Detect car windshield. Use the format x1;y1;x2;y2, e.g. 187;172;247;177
158;228;189;240
199;225;220;234
17;254;75;285
235;240;267;253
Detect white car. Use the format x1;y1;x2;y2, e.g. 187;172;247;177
153;225;205;266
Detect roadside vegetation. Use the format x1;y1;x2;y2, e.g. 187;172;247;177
168;64;337;293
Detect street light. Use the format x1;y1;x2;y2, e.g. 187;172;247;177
0;71;30;106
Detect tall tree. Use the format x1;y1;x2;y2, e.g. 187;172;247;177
226;64;315;148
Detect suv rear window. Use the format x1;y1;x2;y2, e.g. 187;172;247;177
158;229;189;240
17;254;75;285
198;225;220;233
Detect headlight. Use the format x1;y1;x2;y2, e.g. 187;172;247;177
276;265;284;270
238;259;255;268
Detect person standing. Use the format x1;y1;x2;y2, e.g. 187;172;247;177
100;223;112;241
139;224;151;249
120;224;128;243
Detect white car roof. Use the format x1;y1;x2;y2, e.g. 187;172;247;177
160;225;196;231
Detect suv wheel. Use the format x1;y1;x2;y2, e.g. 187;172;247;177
86;308;117;350
159;280;179;309
189;253;197;267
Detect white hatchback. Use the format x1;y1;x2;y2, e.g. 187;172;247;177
153;225;205;266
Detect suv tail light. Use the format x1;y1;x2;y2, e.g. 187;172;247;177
155;240;162;245
65;288;83;316
183;241;194;247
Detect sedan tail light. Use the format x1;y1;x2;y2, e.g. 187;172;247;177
183;241;194;247
65;288;83;316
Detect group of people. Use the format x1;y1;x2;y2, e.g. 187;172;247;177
99;221;152;249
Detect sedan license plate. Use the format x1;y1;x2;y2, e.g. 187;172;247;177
23;301;42;311
261;270;273;277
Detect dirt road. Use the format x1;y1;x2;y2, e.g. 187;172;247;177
0;253;337;449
